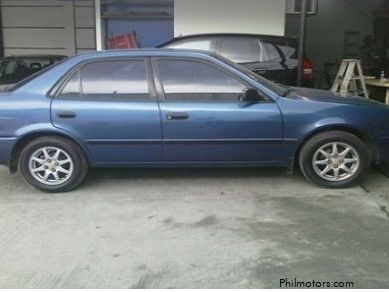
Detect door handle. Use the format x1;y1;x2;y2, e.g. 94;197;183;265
57;111;76;119
166;112;189;120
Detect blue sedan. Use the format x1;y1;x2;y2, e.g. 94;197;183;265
0;49;388;192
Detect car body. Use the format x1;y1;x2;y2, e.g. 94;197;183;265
0;54;66;90
0;49;388;192
158;34;313;86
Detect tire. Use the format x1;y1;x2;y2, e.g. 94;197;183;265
298;131;369;188
19;136;88;192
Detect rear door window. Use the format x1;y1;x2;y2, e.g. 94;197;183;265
59;59;150;99
81;60;149;97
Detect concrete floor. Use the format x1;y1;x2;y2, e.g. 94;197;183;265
0;165;389;288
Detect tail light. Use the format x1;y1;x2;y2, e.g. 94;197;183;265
303;57;313;80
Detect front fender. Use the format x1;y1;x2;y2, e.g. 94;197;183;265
277;97;386;163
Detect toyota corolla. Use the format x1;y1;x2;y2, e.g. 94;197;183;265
0;49;388;192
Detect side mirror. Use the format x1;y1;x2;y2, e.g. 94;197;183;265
241;88;262;102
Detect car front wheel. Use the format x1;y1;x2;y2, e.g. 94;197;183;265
299;131;369;188
19;136;88;192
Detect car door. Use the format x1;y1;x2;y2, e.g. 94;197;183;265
51;58;162;165
152;57;284;164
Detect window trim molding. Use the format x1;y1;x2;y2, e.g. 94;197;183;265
51;57;156;101
57;69;81;99
151;56;260;103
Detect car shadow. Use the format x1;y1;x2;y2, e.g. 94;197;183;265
84;167;294;183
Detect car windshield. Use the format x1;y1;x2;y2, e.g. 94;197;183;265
4;57;69;92
214;54;289;96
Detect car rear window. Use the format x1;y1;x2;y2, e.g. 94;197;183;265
261;42;282;61
214;54;289;96
164;38;213;51
271;38;298;59
218;37;262;64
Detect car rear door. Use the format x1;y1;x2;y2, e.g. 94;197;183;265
51;58;162;165
152;57;284;164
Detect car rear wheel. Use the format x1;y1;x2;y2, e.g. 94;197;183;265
19;136;88;192
299;131;369;188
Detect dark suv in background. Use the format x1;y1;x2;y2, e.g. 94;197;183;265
159;34;313;86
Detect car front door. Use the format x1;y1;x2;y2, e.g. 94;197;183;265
51;58;162;165
152;57;284;164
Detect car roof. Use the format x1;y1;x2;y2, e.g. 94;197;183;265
73;48;216;60
13;48;282;101
158;33;297;47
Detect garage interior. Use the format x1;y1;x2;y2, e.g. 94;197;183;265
1;0;389;289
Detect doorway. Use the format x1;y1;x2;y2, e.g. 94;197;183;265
101;0;174;48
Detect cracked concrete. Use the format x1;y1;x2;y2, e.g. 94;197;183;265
0;166;389;288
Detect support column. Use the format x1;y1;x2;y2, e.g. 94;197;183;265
95;0;103;51
297;0;307;87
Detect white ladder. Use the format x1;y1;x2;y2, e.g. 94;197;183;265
330;59;369;98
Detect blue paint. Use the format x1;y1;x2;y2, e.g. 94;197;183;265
1;49;389;170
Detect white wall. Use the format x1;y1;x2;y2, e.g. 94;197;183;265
174;0;286;37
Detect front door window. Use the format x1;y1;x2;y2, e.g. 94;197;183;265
156;59;246;102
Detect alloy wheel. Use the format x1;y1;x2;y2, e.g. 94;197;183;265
312;142;360;182
28;147;74;186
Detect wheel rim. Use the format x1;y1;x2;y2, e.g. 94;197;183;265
312;142;360;182
28;147;74;186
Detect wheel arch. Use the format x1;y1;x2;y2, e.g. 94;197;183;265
293;125;377;168
9;131;91;173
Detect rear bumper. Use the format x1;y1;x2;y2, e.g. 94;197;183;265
0;137;16;166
